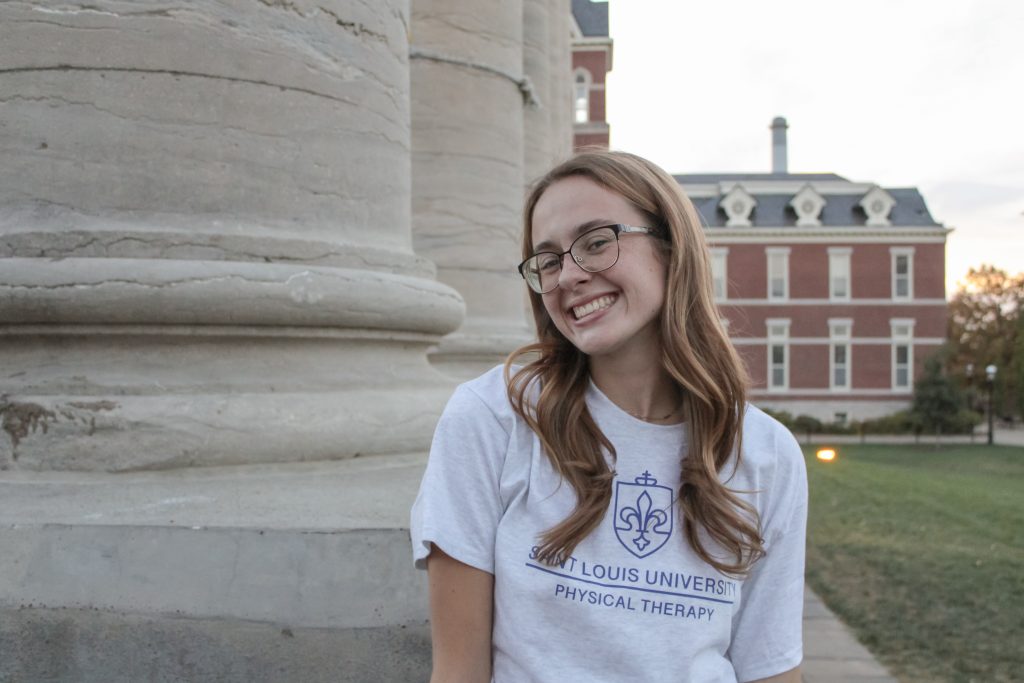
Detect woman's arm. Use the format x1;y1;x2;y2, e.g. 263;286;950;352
427;545;495;683
747;665;801;683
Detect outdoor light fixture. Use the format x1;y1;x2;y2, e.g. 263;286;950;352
986;364;997;446
816;448;837;462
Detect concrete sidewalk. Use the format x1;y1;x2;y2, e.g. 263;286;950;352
803;589;896;682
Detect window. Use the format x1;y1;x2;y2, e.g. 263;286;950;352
574;70;590;124
894;345;910;388
829;319;852;391
766;319;790;391
833;345;849;389
828;247;852;301
766;248;790;300
891;319;915;390
891;247;914;300
710;248;728;300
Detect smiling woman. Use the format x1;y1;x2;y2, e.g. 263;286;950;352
411;150;807;683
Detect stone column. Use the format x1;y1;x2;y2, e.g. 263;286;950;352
523;0;552;186
0;0;463;471
411;0;533;379
549;0;574;159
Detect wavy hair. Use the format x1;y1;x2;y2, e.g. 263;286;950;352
503;150;763;576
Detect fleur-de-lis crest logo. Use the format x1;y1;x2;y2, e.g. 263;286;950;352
613;471;673;558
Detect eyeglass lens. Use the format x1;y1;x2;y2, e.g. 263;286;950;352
523;226;619;294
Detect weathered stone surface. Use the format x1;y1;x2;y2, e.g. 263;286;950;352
548;0;573;161
410;0;534;378
0;608;431;683
0;0;465;471
523;0;553;186
0;455;434;679
0;455;433;679
0;0;411;246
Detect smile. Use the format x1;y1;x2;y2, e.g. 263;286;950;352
572;294;617;320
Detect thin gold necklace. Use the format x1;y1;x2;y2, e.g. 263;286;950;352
626;401;683;423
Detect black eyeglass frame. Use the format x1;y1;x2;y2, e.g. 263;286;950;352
516;223;657;294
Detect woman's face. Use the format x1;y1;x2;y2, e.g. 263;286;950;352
530;175;667;361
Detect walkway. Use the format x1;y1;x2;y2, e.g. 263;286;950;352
803;588;897;682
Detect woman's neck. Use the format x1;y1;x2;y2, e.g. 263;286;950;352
589;351;682;423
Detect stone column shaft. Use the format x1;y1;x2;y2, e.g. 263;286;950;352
411;0;533;378
0;0;463;471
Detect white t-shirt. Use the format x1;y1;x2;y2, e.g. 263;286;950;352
411;365;807;683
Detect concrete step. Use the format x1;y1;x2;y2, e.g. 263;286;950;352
0;455;433;683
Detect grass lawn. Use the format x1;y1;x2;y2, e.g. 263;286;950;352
803;443;1024;683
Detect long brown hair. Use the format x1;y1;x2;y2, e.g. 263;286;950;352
504;150;764;576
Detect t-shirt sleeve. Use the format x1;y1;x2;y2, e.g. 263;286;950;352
728;424;808;682
410;382;510;574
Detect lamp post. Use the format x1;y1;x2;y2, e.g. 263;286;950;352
986;364;997;446
966;364;975;443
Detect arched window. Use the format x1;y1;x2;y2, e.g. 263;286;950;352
574;69;591;124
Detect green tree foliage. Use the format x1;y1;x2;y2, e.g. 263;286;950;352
911;353;969;435
948;265;1024;420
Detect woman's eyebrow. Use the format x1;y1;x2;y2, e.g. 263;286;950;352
532;219;615;253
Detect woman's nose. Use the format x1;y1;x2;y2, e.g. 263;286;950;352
556;252;591;289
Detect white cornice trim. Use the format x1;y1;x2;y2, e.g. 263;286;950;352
572;37;613;49
751;388;915;397
731;336;945;346
681;181;884;195
705;227;949;243
718;298;947;306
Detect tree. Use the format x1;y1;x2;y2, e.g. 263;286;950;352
948;266;1024;421
912;353;968;439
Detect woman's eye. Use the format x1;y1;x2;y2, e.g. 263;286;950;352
585;238;610;251
538;255;560;272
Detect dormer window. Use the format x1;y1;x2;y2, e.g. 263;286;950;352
859;186;896;226
720;185;757;227
790;184;825;227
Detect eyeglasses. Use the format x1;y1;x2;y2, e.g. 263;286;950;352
517;223;657;294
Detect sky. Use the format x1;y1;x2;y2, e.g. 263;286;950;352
604;0;1024;297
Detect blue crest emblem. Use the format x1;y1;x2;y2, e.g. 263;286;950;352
614;471;674;558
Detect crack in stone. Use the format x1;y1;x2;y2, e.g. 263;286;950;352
0;65;356;106
409;48;536;106
316;5;387;42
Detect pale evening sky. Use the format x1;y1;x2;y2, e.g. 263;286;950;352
603;0;1024;297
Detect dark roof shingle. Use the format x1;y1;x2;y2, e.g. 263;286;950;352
572;0;609;37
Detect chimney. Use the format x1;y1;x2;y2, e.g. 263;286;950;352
771;116;788;174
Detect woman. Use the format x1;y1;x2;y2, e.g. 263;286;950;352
411;150;807;682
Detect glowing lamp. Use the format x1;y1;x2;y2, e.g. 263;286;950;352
816;448;837;462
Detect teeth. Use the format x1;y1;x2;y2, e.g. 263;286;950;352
573;295;616;320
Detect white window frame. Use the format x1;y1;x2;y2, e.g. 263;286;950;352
828;318;853;391
710;247;729;301
573;69;591;124
766;318;790;391
828;247;852;301
890;318;915;390
766;247;790;301
890;247;914;301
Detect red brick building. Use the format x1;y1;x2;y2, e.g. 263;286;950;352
677;119;950;422
571;0;611;149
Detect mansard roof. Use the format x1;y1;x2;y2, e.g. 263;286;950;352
673;172;941;228
572;0;609;37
